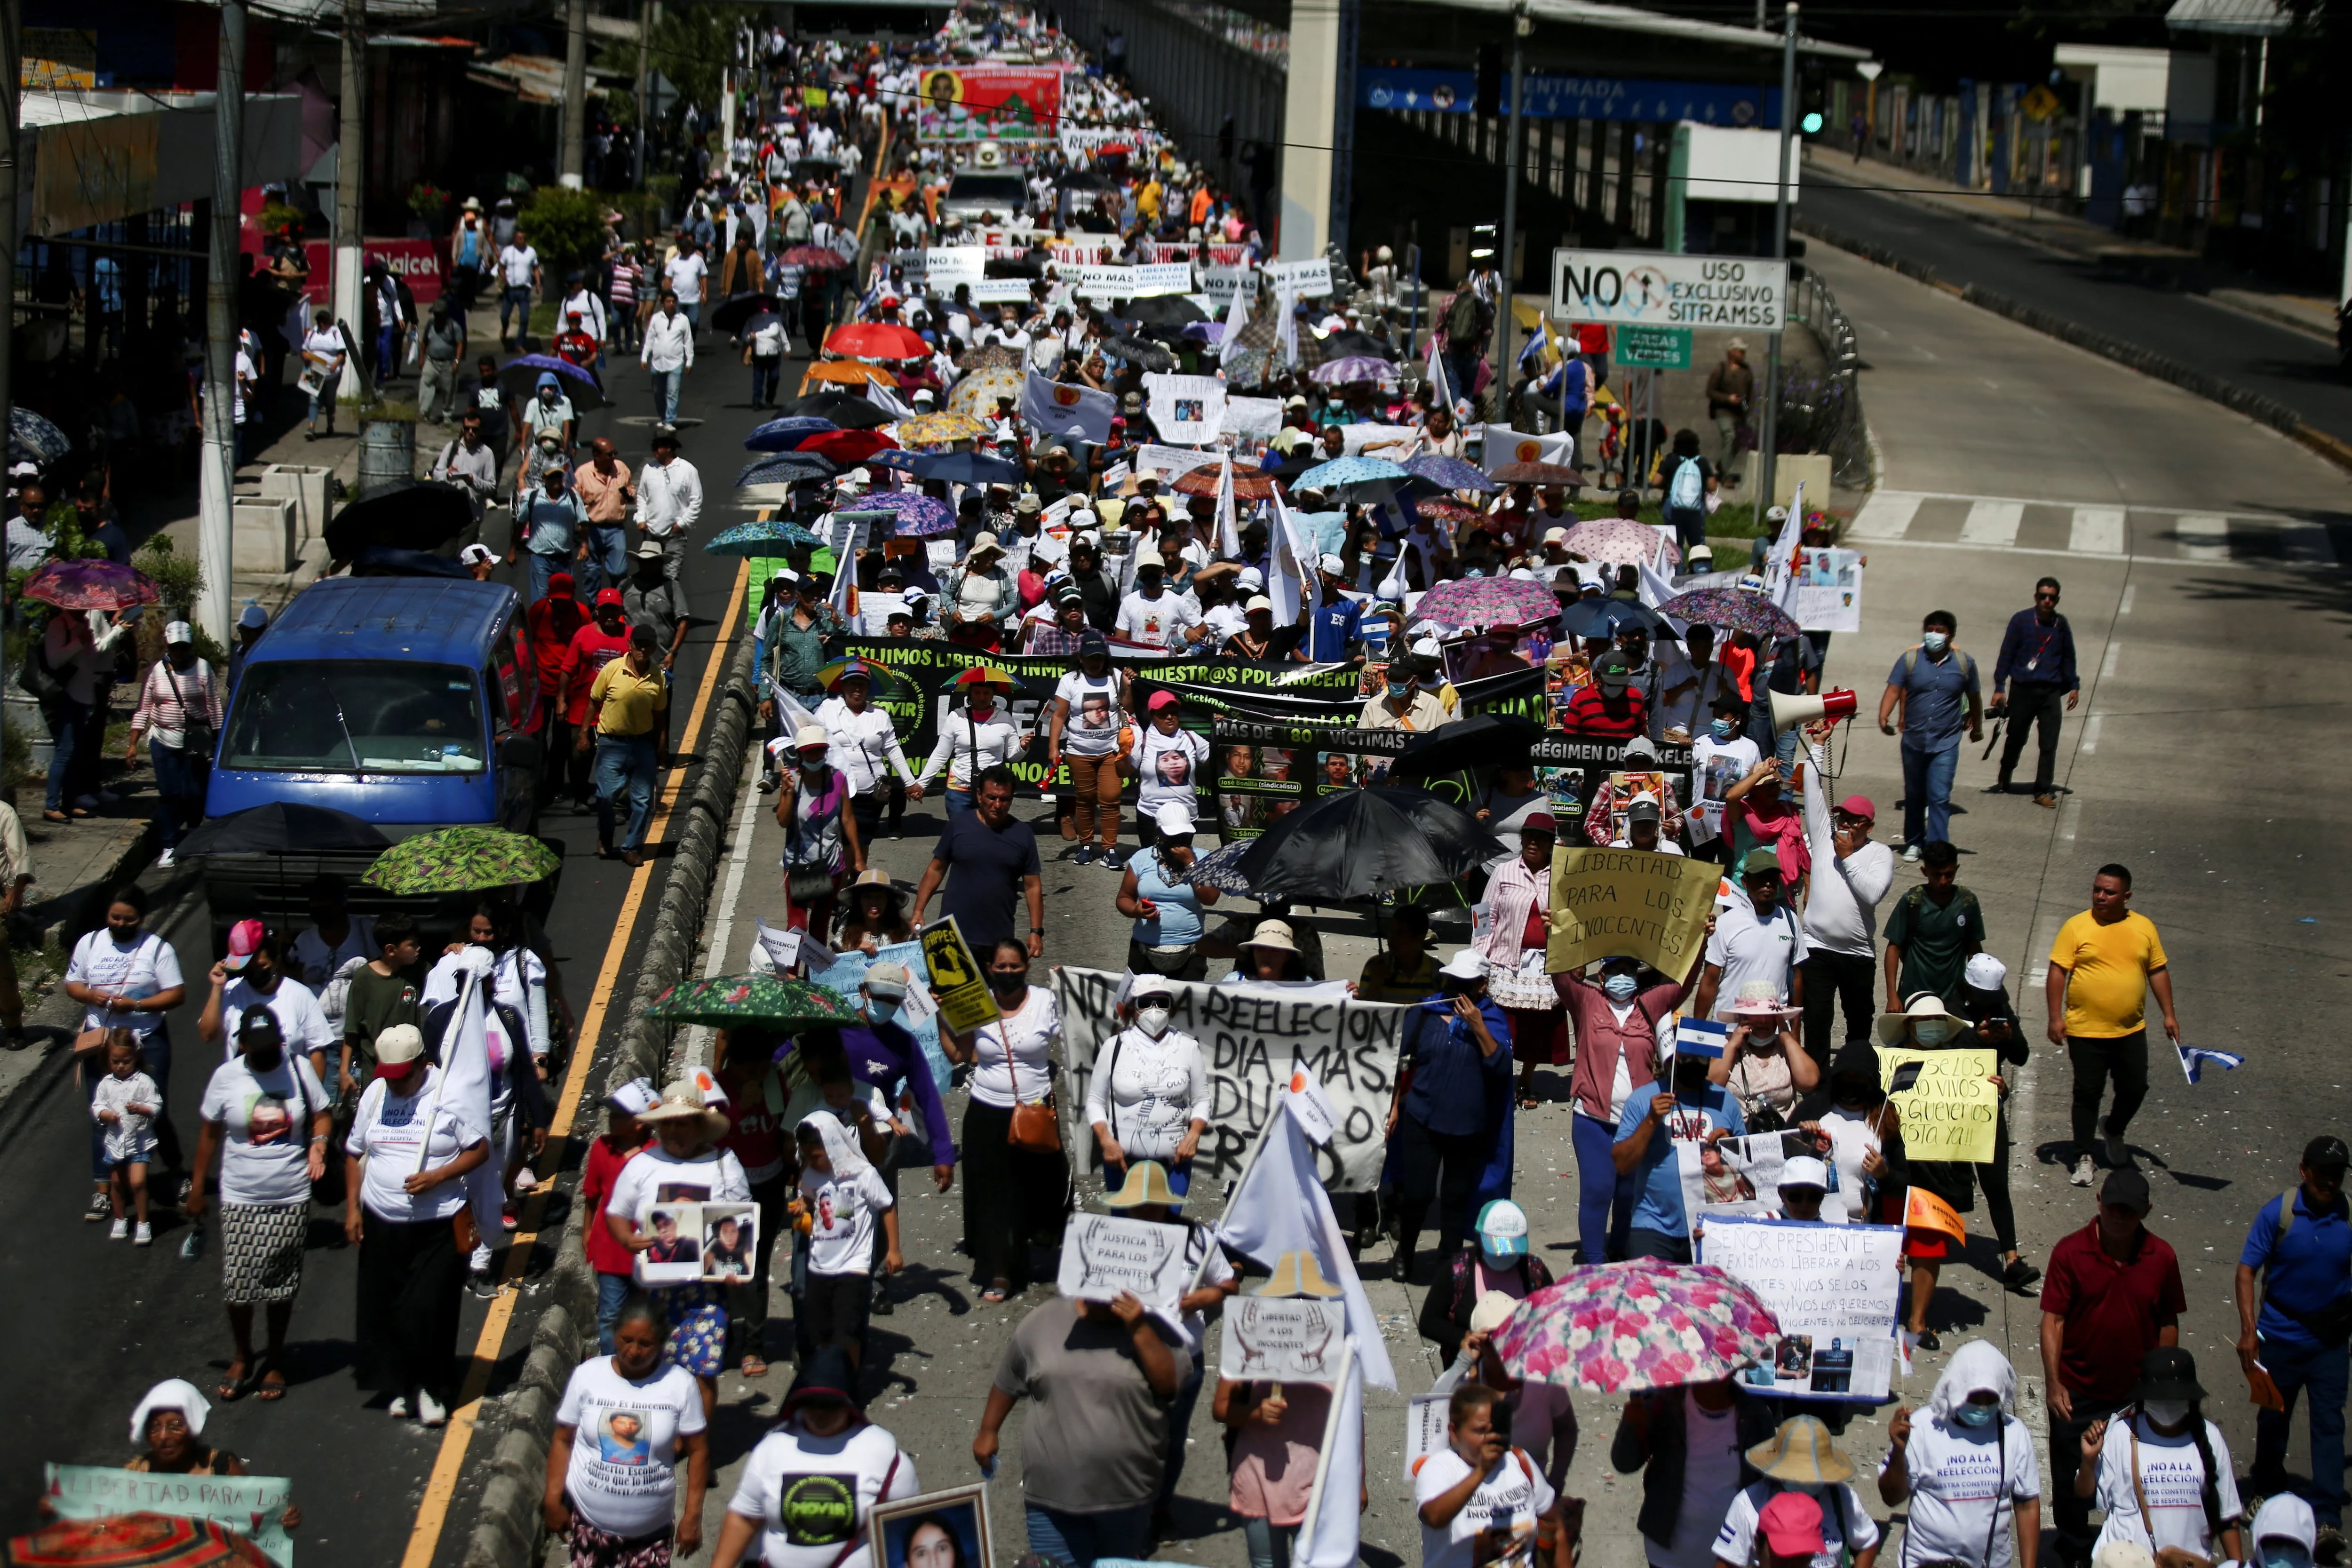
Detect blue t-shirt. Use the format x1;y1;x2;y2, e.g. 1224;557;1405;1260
1400;994;1514;1139
1615;1081;1748;1237
1305;597;1364;662
2241;1188;2352;1350
1885;646;1979;753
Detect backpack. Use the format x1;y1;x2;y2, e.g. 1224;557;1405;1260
1444;289;1483;343
1897;645;1979;690
1668;456;1705;511
2262;1190;2352;1344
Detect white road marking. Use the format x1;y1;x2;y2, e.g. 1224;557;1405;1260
684;750;768;1069
2079;713;2103;755
2100;641;2122;680
2058;796;2081;841
2068;508;2126;555
2176;514;2231;561
1850;492;1923;539
1960;500;2024;547
2119;583;2136;615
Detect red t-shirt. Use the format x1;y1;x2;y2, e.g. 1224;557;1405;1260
2040;1220;2188;1401
718;1062;788;1186
562;623;632;726
1561;684;1649;738
580;1132;648;1276
527;596;588;696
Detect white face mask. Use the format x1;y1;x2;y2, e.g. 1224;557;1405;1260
1921;630;1950;654
2142;1400;2192;1427
1912;1019;1958;1046
1602;974;1639;1002
1135;1005;1171;1038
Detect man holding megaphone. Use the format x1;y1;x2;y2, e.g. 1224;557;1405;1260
1875;611;1984;864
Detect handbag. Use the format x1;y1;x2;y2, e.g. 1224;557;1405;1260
167;664;215;760
17;636;64;704
997;1017;1062;1154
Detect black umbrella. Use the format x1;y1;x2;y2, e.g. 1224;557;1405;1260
324;479;476;557
178;802;391;859
497;354;612;412
1107;335;1176;371
1322;330;1390;358
711;293;781;336
1559;597;1667;640
1231;788;1506;903
787;392;892;429
1122;294;1207;326
1388;714;1545;786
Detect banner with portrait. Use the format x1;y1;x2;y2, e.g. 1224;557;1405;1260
914;66;1063;142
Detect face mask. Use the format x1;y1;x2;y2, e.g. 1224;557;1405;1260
2262;1546;2312;1568
2142;1400;2191;1427
1711;718;1736;740
987;968;1027;997
865;998;900;1025
1603;974;1640;1002
1912;1019;1957;1046
1953;1401;1999;1428
1136;1005;1171;1038
1922;630;1950;654
244;1043;284;1073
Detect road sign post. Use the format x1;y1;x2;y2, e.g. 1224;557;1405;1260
1616;326;1692;370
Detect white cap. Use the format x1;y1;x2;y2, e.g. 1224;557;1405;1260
1543;526;1569;545
1780;1156;1830;1192
164;621;194;645
607;1077;660;1116
1964;953;2009;992
459;542;496;565
1245;594;1272;612
376;1024;425;1066
1438;949;1488;981
1468;1290;1518;1335
794;723;832;751
1153;801;1196;837
1317;552;1345;575
1236;567;1264;590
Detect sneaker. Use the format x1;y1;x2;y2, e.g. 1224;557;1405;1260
1914;1328;1942;1352
1070;845;1094;866
2002;1256;2042;1290
417;1390;448;1427
1101;850;1125;872
2071;1154;2097;1186
466;1270;501;1299
109;1218;128;1240
871;1290;895;1317
388;1396;411;1419
85;1190;112;1221
134;1222;152;1247
1902;844;1923;863
2101;1117;2132;1169
155;848;176;868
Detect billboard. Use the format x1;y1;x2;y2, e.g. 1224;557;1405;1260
914;66;1063;142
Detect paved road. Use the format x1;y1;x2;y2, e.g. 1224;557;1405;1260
1804;172;2352;449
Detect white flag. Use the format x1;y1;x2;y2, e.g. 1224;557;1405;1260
1275;283;1300;368
1478;426;1575;476
1216;457;1241;558
1267;491;1308;629
430;964;495;1167
1020;370;1115;446
1223;273;1252;357
1295;1338;1366;1568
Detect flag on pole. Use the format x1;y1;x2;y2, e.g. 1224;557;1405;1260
1293;1337;1366;1568
1224;274;1252;353
1216;456;1242;558
1477;426;1575;476
1267;491;1308;629
1424;333;1454;413
1019;370;1115;445
2178;1040;2245;1085
1275;283;1300;368
427;959;496;1171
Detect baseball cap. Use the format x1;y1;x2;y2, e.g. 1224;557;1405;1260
2100;1168;2153;1210
1543;526;1569;545
1963;953;2009;992
2306;1135;2352;1173
628;624;659;649
1145;690;1179;711
1779;1156;1830;1192
222;918;266;972
1475;1199;1529;1261
1522;812;1557;836
607;1077;660;1117
864;960;911;1000
1153;801;1196;837
1758;1492;1825;1559
1245;594;1272;613
1438;949;1488;981
1626;793;1662;824
1838;794;1877;820
1317;553;1345;575
593;587;625;609
375;1024;424;1067
1739;847;1783;878
164;621;194;645
238;602;269;630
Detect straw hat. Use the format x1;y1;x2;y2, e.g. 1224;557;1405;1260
636;1080;731;1139
1249;1247;1345;1298
1876;992;1960;1045
1745;1414;1858;1484
1242;918;1297;954
1101;1160;1184;1210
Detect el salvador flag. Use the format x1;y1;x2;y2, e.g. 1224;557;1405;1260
2178;1041;2245;1085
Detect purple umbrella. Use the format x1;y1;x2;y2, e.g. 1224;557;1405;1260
842;490;955;536
1309;355;1398;385
20;558;158;613
1404;454;1499;493
1657;586;1801;640
496;354;610;411
1414;575;1561;630
745;415;840;452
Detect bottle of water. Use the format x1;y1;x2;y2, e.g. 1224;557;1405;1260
180;1226;205;1261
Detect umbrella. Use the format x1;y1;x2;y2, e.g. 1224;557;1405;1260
1295;455;1408;491
361;826;561;893
779;245;851;270
826;321;929;359
737;452;839;487
960;344;1025;372
1405;454;1501;493
803;361;898;389
1231;788;1505;903
1120;294;1207;326
909;450;1023;486
744;415;841;452
1413;498;1487;528
898;411;988;447
865;449;922;473
707;517;826;555
1559;596;1668;640
1490;460;1580;486
322;479;475;557
6;1513;272;1568
8;406;68;466
709;293;781;336
1390;714;1544;786
20;558;157;613
800;428;898;466
1170;464;1279;501
1322;330;1392;358
1489;1259;1780;1395
1414;575;1562;629
177;802;391;858
1309;355;1397;385
947;369;1026;415
1105;335;1176;372
647;973;861;1029
845;490;954;535
1561;519;1677;571
787;392;892;429
1657;587;1802;640
1219;346;1274;388
1181;837;1258;893
497;354;610;412
815;654;907;689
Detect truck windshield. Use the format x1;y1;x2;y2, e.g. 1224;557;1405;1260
950;174;1026;204
223;661;486;775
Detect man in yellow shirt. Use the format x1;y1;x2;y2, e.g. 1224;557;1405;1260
581;624;668;866
2047;862;2178;1189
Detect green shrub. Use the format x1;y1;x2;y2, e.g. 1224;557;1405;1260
519;185;608;277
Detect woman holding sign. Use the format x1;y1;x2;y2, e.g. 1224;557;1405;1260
1085;976;1208;1196
1476;812;1569;1111
943;938;1067;1305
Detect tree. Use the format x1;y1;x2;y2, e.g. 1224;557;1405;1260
520;185;608;277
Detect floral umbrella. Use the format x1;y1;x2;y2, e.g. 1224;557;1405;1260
361;826;561;893
1181;837;1258;893
838;490;955;536
6;1512;274;1568
1657;586;1802;640
646;973;860;1029
1414;575;1561;629
1308;355;1397;385
8;406;68;465
1413;498;1486;528
1489;1260;1781;1395
1560;518;1677;571
1405;454;1500;494
1170;463;1279;501
707;517;826;555
21;558;159;613
947;368;1026;416
779;244;851;270
961;344;1025;372
898;411;988;447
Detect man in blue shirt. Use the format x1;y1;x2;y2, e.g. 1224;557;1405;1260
1612;1047;1748;1264
2237;1135;2352;1527
1296;554;1364;664
1390;949;1513;1281
1992;576;2080;809
1875;609;1981;862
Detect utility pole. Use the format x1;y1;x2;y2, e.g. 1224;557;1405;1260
1494;2;1528;407
199;0;247;649
0;1;19;702
635;0;653;188
1753;0;1798;521
334;0;367;405
560;0;588;186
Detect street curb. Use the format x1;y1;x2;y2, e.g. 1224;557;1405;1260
1795;217;2352;482
461;625;760;1568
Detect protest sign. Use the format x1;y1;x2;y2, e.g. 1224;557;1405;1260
1076;264;1137;299
1144;374;1227;446
1677;1130;1788;1234
46;1465;296;1567
1701;1217;1904;1401
1400;1361;1468;1482
1791;547;1863;634
1220;1297;1349;1380
1265;257;1335;296
969;279;1034;304
1052;966;1406;1191
925;247;986;291
1545;847;1717;981
810;940;955;1100
1199;265;1262;305
1133;261;1195;296
1879;1047;2000;1164
1904;1186;1967;1241
1223;396;1283;438
920;918;997;1035
1058;1211;1193;1310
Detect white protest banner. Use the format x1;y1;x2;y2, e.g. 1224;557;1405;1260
1790;547;1863;634
1200;265;1261;305
1701;1216;1905;1401
1058;1210;1193;1312
969;279;1035;304
1220;1296;1349;1379
1133;261;1195;297
1135;442;1215;485
1076;264;1138;299
46;1464;296;1568
1266;257;1335;297
1145;373;1228;446
925;247;986;291
1401;1361;1467;1482
1052;966;1407;1191
754;916;802;973
1223;396;1283;438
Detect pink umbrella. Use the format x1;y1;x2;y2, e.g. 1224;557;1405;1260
1559;518;1677;571
20;558;159;613
1413;574;1560;630
1489;1259;1781;1394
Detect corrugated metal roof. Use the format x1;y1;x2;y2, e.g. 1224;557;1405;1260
2164;0;2289;35
1418;0;1874;60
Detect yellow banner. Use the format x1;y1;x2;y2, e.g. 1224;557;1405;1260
1544;847;1717;982
919;917;999;1035
1879;1047;2000;1164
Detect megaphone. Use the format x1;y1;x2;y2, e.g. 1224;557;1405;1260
1770;687;1859;733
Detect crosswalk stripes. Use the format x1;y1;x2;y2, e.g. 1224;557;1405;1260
1959;500;2023;547
1846;489;2347;567
1849;492;1923;540
2174;514;2230;561
2069;508;2126;555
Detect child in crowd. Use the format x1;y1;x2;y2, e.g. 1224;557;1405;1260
339;912;423;1101
91;1029;161;1244
580;1078;657;1353
788;1109;899;1369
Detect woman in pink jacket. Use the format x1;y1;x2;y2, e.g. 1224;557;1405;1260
1554;949;1707;1265
1476;812;1567;1110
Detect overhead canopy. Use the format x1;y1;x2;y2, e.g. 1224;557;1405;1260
2163;0;2288;34
18;90;306;240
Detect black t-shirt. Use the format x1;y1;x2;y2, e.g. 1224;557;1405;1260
935;814;1041;953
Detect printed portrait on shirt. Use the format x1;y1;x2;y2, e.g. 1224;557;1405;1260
242;1090;294;1147
596;1409;652;1465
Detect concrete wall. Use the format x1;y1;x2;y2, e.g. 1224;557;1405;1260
1052;0;1286;214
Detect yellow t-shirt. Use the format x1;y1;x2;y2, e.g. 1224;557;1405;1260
589;659;668;738
2048;910;2167;1038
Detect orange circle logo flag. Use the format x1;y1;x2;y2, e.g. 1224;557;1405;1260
1514;439;1543;462
1052;385;1083;408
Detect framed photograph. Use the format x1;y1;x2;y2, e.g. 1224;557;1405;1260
701;1202;758;1283
870;1484;993;1568
636;1202;703;1285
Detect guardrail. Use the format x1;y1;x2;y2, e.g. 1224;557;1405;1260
1785;264;1874;491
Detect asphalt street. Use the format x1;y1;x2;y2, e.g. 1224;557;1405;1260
1804;172;2352;448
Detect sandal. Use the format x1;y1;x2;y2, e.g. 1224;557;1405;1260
982;1279;1010;1304
216;1359;255;1402
740;1354;769;1378
254;1361;287;1402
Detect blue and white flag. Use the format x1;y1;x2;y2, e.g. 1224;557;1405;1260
1672;1015;1730;1061
2177;1040;2244;1085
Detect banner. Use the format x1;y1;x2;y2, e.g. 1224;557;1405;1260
809;940;954;1102
915;66;1063;141
1220;1297;1350;1380
1133;262;1196;297
1478;426;1575;474
1544;846;1716;981
1144;373;1228;446
1200;266;1262;305
1879;1046;2000;1164
925;247;987;291
46;1465;295;1567
1265;257;1334;297
1051;966;1406;1192
1076;264;1137;299
1359;69;1780;128
919;918;996;1035
1058;1211;1194;1311
1700;1217;1903;1402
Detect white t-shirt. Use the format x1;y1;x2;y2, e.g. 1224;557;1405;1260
2091;1415;2241;1560
498;244;539;289
302;326;349;369
217;975;338;1064
199;1053;328;1207
1653;1392;1746;1568
68;930;184;1040
1818;1109;1884;1223
1610;836;1688;856
1129;724;1210;820
727;1423;917;1568
664;253;709;305
232;350;256;422
1715;1482;1882;1568
1116;589;1202;650
800;1162;895;1277
345;1067;479;1223
1882;1413;2041;1568
1414;1446;1557;1568
966;988;1060;1109
1703;901;1809;1019
1689;735;1762;845
608;1145;752;1281
1055;670;1124;757
557;1355;709;1537
291;919;377;996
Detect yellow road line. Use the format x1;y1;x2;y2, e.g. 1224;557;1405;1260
397;557;750;1568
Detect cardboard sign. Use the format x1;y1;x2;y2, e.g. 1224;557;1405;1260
919;918;998;1035
1702;1217;1904;1402
1878;1046;2000;1164
1199;265;1261;304
1545;846;1717;981
1057;1210;1193;1310
45;1465;295;1567
969;279;1035;304
1076;264;1137;298
1265;257;1334;297
1402;1361;1468;1482
1219;1296;1349;1380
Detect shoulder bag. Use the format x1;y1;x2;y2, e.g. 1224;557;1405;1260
997;1011;1062;1154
